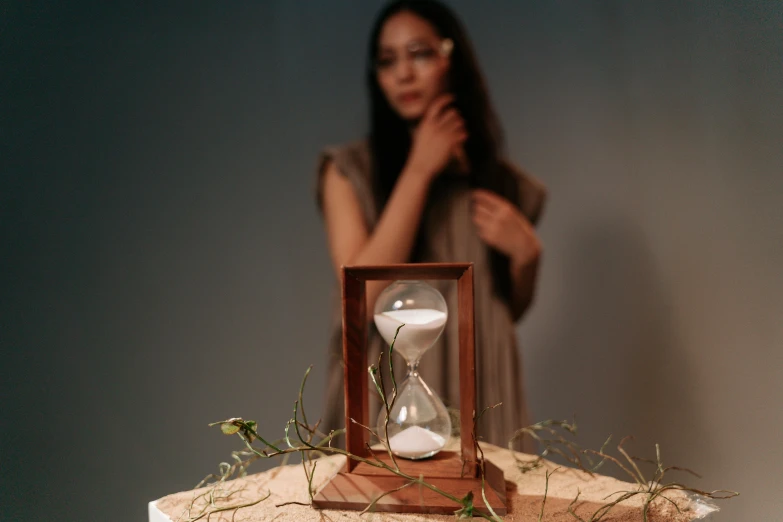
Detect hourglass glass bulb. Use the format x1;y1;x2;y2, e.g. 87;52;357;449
374;308;447;364
373;280;448;365
378;373;452;459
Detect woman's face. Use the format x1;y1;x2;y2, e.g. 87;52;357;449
375;11;451;122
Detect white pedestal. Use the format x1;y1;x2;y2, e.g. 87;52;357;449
148;501;171;522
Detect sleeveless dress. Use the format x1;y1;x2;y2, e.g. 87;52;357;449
315;140;546;451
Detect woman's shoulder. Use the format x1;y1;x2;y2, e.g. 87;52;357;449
315;138;376;219
319;139;372;177
499;159;548;226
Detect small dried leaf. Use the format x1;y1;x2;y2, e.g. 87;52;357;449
221;423;241;435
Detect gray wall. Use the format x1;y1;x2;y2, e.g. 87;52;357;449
2;1;781;520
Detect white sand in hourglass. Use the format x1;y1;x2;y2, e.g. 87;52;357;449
387;426;447;459
373;308;447;362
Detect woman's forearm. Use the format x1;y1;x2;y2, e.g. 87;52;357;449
346;167;433;314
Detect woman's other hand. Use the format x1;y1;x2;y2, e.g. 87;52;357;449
471;188;541;267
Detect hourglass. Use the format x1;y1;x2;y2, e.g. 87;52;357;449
313;263;506;515
373;280;451;459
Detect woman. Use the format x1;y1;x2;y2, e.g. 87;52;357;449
316;0;546;451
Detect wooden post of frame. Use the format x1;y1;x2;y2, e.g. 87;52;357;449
312;263;506;515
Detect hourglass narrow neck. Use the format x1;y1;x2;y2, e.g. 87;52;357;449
407;360;420;378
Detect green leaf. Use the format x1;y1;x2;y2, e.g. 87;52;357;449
454;491;474;518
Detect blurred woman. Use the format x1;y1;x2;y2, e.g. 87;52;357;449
316;0;546;451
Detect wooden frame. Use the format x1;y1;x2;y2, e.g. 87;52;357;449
312;263;506;515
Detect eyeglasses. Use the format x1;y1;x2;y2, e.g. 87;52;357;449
375;38;454;73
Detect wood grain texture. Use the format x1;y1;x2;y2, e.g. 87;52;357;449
342;271;368;471
343;263;472;281
352;450;469;478
457;264;477;476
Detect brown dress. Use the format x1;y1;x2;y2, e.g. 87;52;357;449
315;140;547;451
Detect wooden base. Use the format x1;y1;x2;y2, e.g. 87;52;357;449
352;448;473;478
312;451;506;515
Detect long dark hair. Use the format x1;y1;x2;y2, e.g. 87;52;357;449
366;0;520;304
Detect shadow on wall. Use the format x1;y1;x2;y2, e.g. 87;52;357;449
534;211;718;478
